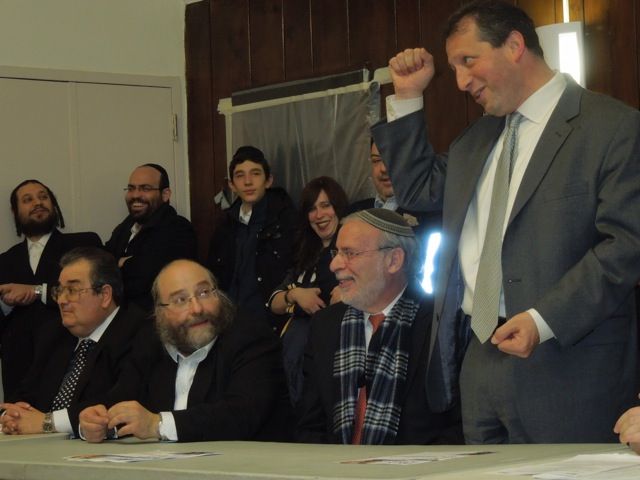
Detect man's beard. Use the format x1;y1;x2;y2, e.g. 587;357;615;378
155;292;235;355
126;198;155;224
19;209;58;237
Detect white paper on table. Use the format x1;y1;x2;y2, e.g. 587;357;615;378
497;453;640;479
341;450;495;465
65;450;219;463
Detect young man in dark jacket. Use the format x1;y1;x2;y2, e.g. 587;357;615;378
207;146;296;329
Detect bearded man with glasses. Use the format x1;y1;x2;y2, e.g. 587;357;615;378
78;259;290;443
105;164;197;313
296;209;462;445
0;247;146;436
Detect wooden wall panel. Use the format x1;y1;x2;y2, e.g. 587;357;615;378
348;0;397;71
518;0;558;25
396;0;421;49
249;0;285;86
185;0;640;256
185;1;215;260
283;0;313;80
583;0;639;107
421;0;472;153
310;0;350;75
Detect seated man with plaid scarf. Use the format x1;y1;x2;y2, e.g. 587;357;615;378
296;209;462;445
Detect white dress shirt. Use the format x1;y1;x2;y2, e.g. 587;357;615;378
158;339;217;441
363;286;406;350
27;231;51;303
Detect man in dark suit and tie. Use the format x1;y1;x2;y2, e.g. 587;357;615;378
0;180;101;399
0;247;146;436
296;209;461;445
372;0;640;443
78;259;289;443
105;164;197;313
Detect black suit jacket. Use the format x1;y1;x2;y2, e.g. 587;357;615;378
296;285;462;445
103;311;291;442
0;229;102;398
9;303;148;436
105;203;197;312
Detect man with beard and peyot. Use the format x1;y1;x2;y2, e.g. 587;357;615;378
105;164;197;313
0;179;101;399
78;259;290;442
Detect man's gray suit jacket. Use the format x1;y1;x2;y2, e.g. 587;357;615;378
372;76;640;441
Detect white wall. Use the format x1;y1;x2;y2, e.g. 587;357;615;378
0;0;195;217
0;0;187;77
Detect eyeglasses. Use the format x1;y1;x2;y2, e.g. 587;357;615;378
51;285;101;302
124;185;163;193
329;246;394;262
157;287;218;311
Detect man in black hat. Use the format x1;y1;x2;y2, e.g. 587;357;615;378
207;146;296;328
296;209;461;445
0;179;101;398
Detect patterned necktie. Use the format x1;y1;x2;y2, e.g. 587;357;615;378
50;339;96;411
471;112;524;343
352;312;385;445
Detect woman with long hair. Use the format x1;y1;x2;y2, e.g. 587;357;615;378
268;176;348;406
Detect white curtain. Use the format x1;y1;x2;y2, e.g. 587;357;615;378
218;81;381;208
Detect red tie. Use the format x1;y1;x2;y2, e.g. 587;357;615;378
352;313;385;445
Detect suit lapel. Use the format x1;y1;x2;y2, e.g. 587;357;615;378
34;229;62;279
508;79;582;226
16;239;34;281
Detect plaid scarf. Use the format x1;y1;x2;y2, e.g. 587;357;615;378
332;295;418;444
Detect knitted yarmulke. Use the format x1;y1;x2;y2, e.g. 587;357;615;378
351;208;415;237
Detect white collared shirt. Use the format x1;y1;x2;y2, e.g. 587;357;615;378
27;231;52;303
374;194;399;211
55;306;120;435
238;206;252;225
157;338;217;441
363;286;407;350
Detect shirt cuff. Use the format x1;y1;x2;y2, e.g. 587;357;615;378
158;411;178;442
40;283;47;304
0;299;12;316
52;409;73;435
386;94;424;121
527;308;556;343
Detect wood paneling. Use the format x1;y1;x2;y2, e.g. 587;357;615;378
283;0;313;80
348;0;397;71
186;0;640;257
310;0;349;75
185;0;215;259
249;0;285;86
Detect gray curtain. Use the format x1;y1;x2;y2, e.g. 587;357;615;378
219;82;380;208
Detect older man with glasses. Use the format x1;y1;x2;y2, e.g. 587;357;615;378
296;209;462;445
0;247;146;436
78;259;290;443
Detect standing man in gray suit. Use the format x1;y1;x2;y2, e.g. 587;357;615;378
372;0;640;443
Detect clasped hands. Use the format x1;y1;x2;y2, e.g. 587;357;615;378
0;283;38;306
79;401;161;443
0;402;45;435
